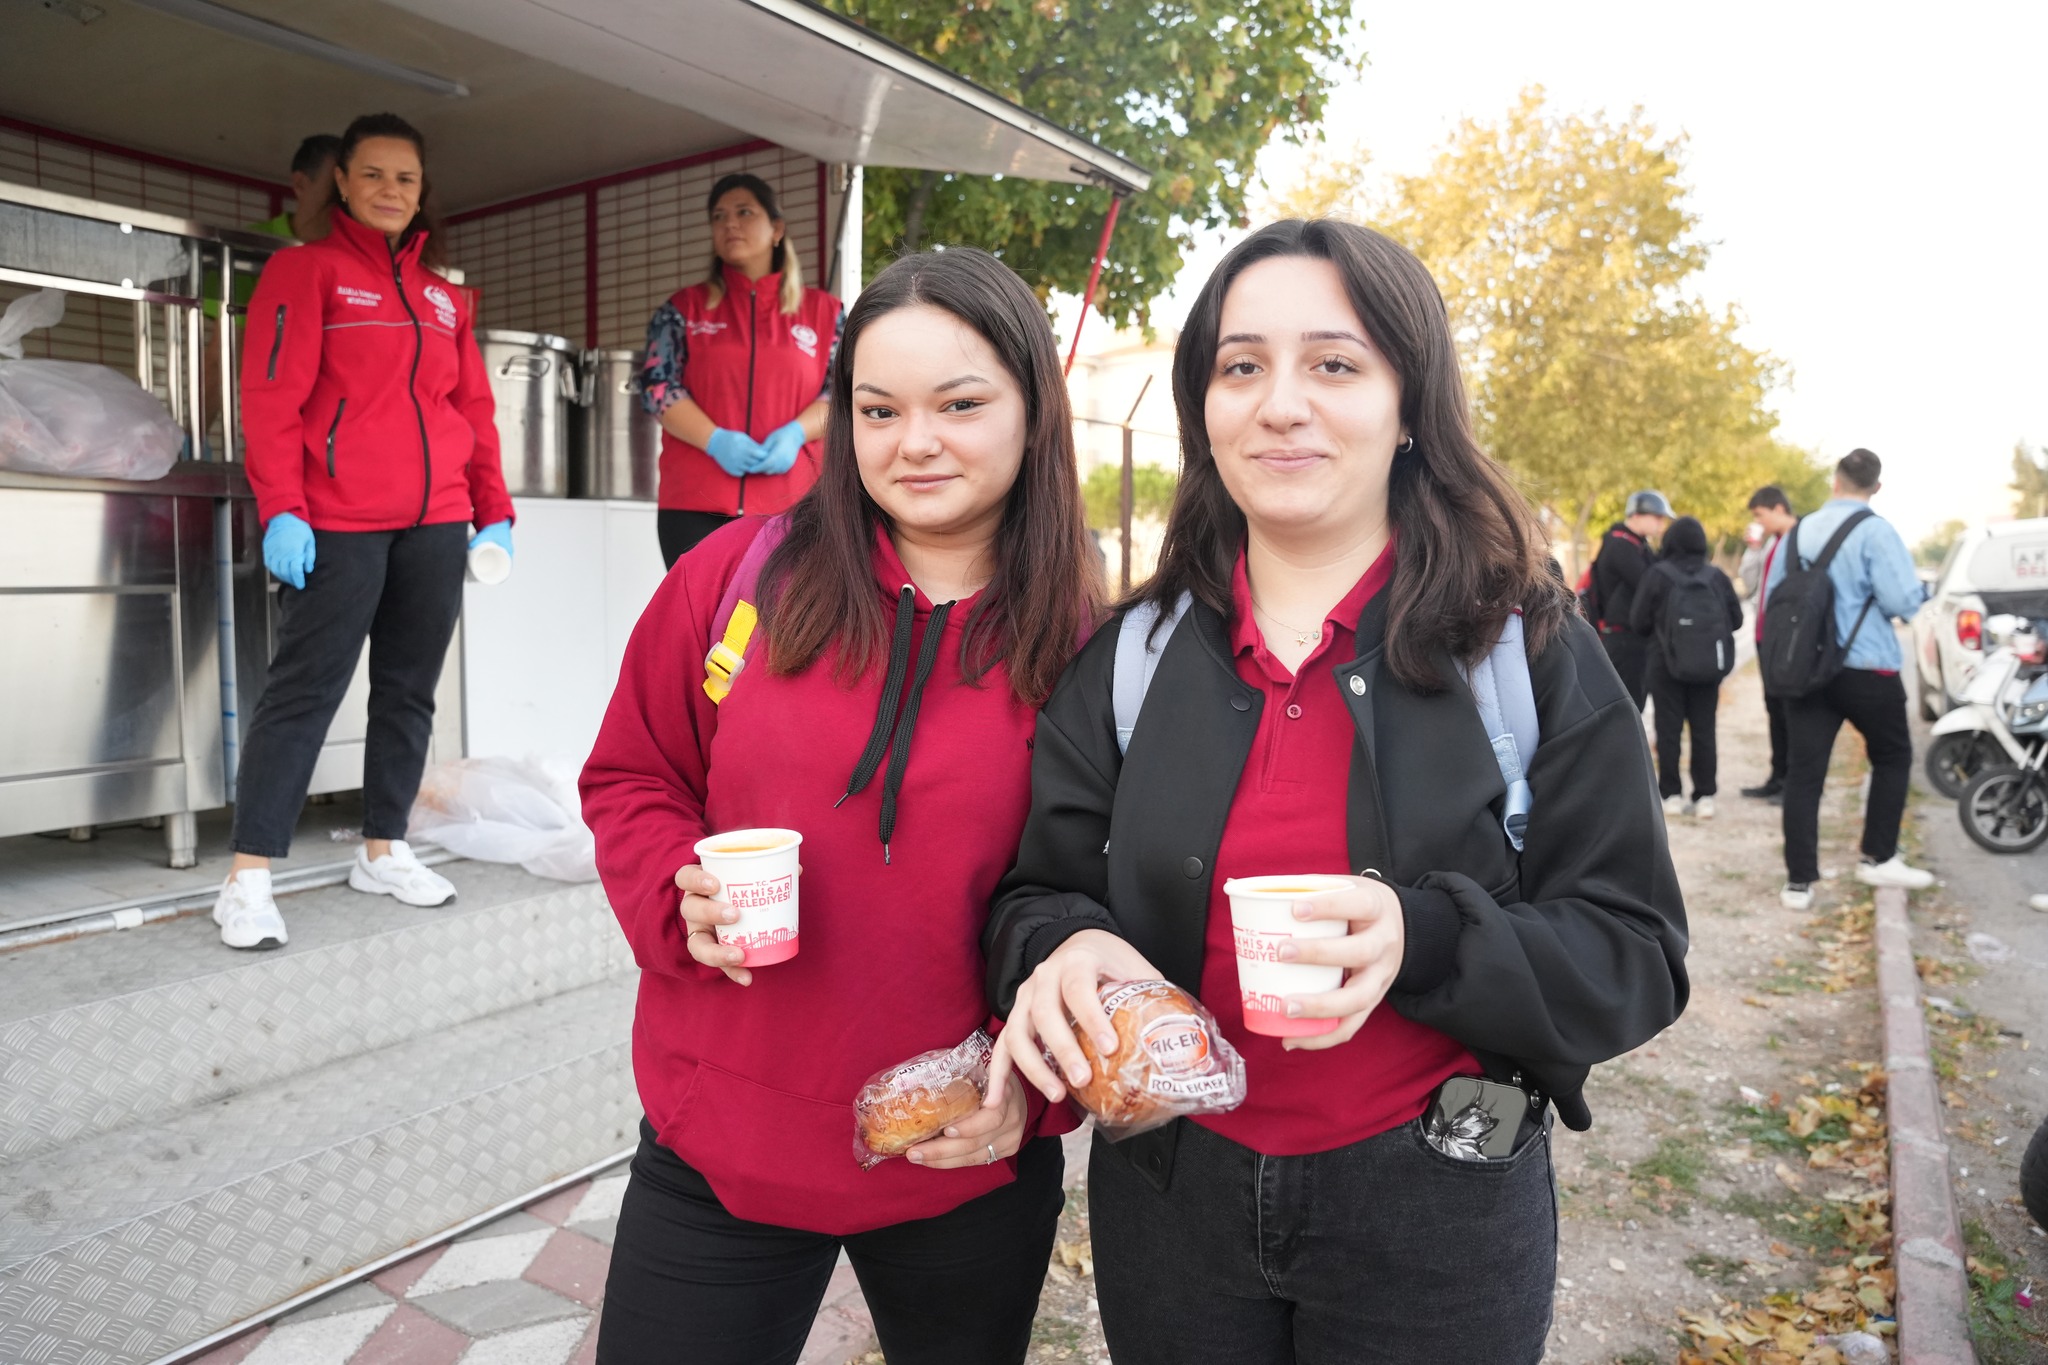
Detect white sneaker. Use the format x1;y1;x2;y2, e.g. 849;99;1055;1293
1780;883;1814;911
1693;796;1716;820
1663;794;1689;816
213;869;288;950
1854;856;1935;891
348;840;456;907
2029;894;2048;913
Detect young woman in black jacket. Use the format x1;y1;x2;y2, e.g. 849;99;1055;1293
979;219;1689;1365
1628;515;1747;818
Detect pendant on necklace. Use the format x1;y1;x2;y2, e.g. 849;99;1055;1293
1292;629;1317;648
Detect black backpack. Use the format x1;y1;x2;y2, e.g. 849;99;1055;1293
1659;563;1733;683
1759;510;1876;699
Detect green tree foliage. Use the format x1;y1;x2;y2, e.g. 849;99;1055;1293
2010;441;2048;519
1082;461;1178;530
819;0;1357;329
1275;89;1802;572
1914;518;1969;568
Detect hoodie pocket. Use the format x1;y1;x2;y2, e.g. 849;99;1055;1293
266;304;287;381
659;1060;1011;1236
325;398;346;477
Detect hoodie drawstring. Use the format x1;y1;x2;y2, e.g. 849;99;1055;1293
836;585;954;863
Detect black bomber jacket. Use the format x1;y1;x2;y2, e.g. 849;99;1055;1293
985;591;1689;1185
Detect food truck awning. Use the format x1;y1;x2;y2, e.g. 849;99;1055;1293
0;0;1150;212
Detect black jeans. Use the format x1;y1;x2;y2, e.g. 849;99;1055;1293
658;509;736;569
1766;688;1790;784
598;1120;1063;1365
1648;657;1722;798
1088;1118;1557;1364
230;522;466;857
1781;667;1913;884
1599;629;1650;709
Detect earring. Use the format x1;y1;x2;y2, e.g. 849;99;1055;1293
1397;435;1415;455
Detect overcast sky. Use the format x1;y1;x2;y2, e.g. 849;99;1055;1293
1136;0;2048;544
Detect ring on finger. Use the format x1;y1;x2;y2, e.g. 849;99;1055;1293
985;1143;996;1165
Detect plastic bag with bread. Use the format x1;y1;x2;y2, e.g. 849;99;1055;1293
1063;980;1246;1139
853;1029;992;1169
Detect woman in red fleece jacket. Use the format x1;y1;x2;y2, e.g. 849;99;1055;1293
580;247;1101;1365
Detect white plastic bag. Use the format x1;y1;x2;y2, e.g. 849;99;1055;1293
0;289;183;481
408;757;599;883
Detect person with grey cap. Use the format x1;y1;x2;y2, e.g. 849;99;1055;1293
1585;489;1673;708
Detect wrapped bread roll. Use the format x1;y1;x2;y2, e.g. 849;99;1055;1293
1068;980;1246;1138
853;1030;992;1168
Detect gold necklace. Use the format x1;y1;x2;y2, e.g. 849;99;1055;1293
1252;598;1322;649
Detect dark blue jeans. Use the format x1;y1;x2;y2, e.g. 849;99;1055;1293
1089;1115;1557;1364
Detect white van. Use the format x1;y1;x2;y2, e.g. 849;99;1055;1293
1913;519;2048;717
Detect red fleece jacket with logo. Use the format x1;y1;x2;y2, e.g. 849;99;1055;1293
240;211;514;532
579;517;1072;1235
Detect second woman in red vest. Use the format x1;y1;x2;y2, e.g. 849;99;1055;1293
638;173;843;567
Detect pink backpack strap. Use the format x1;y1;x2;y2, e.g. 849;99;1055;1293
703;514;790;704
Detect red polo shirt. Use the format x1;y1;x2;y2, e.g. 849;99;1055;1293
1194;542;1476;1156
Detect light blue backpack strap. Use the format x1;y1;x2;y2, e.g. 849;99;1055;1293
1461;612;1539;851
1113;591;1192;755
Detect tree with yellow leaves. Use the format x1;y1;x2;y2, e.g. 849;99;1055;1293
1270;89;1822;573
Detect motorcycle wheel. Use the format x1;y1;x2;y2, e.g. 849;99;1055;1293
1959;766;2048;854
2024;1115;2048;1233
1924;732;2003;800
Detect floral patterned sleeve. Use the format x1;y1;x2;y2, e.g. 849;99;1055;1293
637;301;688;416
816;307;843;402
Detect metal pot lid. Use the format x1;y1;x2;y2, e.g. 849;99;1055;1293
478;329;577;352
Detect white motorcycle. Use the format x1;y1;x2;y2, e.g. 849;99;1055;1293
1924;614;2045;800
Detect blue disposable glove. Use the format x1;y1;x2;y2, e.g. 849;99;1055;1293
468;519;513;558
749;420;807;476
262;513;316;590
706;427;766;477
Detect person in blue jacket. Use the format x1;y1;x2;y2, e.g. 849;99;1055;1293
1763;448;1930;910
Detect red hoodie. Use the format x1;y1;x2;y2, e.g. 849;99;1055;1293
241;211;514;532
579;517;1071;1235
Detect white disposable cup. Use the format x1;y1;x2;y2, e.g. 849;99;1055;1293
1222;874;1352;1037
466;541;512;586
693;828;803;966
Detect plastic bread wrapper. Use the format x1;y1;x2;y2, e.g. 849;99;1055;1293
1058;980;1248;1141
852;1028;993;1170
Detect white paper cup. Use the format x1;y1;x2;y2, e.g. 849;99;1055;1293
694;828;802;966
1222;874;1351;1037
466;541;512;586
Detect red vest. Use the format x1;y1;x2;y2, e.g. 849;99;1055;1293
241;210;513;532
657;269;842;515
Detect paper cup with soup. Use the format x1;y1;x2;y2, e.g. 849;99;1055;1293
693;828;803;966
1221;874;1351;1037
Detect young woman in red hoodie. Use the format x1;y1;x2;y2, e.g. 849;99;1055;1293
580;247;1101;1365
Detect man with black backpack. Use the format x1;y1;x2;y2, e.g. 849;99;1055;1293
1759;450;1931;910
1587;489;1674;708
1631;516;1745;818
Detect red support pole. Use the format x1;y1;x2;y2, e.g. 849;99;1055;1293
1064;193;1124;377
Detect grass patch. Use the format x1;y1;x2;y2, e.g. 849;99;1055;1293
1685;1252;1749;1286
1962;1218;2042;1364
1631;1135;1709;1194
1718;1190;1854;1258
1721;1101;1805;1156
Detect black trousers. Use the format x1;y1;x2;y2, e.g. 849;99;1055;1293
1766;688;1790;784
1088;1118;1556;1364
658;510;736;569
1781;668;1913;884
230;522;466;857
1599;629;1650;709
1647;657;1722;799
597;1120;1063;1365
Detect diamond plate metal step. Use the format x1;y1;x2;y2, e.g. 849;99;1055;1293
1;861;633;1164
0;973;640;1365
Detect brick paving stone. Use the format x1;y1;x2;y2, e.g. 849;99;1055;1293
243;1305;393;1365
524;1183;591;1228
564;1215;616;1247
566;1174;628;1225
521;1228;611;1308
454;1317;589;1365
188;1326;270;1364
406;1229;553;1298
277;1281;396;1326
371;1244;448;1299
567;1311;601;1365
346;1304;469;1365
410;1279;584;1337
456;1211;555;1243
